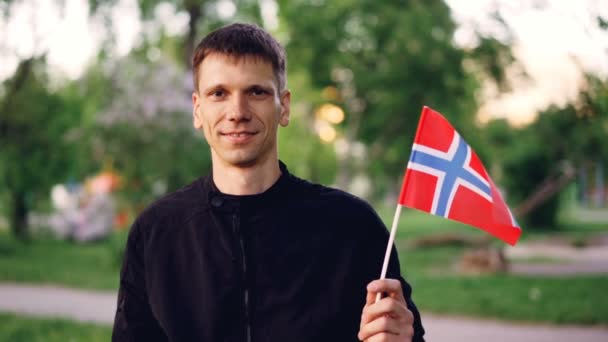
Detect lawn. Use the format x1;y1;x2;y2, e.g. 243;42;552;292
0;230;126;290
0;209;607;325
379;208;608;325
383;206;608;242
0;313;111;341
399;245;608;325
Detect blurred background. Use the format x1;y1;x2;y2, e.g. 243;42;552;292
0;0;607;340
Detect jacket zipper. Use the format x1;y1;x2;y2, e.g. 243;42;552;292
233;213;252;342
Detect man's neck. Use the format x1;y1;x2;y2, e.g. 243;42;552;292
211;157;282;196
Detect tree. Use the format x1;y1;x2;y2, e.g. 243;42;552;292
135;0;263;67
0;0;124;237
492;75;608;227
276;0;508;198
90;51;213;208
0;58;90;238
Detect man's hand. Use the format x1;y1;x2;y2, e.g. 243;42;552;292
358;279;414;342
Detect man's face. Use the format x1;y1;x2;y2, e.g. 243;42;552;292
192;53;290;169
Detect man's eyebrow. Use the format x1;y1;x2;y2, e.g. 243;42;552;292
245;84;275;93
200;83;275;94
201;84;226;94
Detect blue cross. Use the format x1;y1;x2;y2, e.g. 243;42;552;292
409;136;492;217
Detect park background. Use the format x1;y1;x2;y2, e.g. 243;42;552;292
0;0;607;340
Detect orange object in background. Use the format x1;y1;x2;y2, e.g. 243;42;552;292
88;171;122;194
114;210;130;229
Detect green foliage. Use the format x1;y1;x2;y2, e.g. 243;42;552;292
134;0;264;66
486;76;608;227
0;58;93;236
276;0;501;196
85;51;213;208
467;37;518;93
0;313;111;341
579;76;608;159
501;130;561;227
0;60;84;192
278;115;337;185
278;69;338;185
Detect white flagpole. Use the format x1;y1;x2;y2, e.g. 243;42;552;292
375;204;403;303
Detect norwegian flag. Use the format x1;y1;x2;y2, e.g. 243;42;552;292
398;106;521;245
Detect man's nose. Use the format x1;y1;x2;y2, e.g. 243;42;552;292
227;93;251;121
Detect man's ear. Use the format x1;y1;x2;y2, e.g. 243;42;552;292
192;92;203;130
279;89;291;127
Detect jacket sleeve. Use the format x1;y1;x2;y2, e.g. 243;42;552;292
112;220;167;342
364;207;426;342
386;246;426;342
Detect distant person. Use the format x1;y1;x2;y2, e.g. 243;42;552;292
112;23;424;341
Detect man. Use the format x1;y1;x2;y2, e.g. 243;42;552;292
112;23;425;341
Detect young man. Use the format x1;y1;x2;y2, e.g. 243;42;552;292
112;23;425;341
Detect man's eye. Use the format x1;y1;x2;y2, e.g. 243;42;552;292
210;90;225;98
251;88;268;97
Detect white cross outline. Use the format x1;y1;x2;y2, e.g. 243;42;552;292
407;133;492;217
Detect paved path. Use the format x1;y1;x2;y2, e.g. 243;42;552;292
1;283;608;341
506;244;608;263
424;314;608;342
0;283;116;325
505;241;608;276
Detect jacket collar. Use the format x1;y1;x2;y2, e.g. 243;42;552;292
199;161;291;212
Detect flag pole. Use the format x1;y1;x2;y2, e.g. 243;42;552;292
375;204;403;303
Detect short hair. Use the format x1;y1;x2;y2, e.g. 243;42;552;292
192;23;286;92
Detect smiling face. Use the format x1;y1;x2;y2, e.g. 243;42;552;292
192;53;290;169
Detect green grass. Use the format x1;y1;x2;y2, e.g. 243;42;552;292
399;244;608;325
382;209;608;325
387;207;608;242
1;209;607;325
0;313;111;341
0;230;126;290
384;207;482;239
414;274;608;325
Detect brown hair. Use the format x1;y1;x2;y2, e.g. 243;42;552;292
192;23;286;92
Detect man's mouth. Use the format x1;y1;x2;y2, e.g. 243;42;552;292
221;131;257;143
225;132;253;137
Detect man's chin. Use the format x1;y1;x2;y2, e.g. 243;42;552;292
220;153;260;169
231;158;259;168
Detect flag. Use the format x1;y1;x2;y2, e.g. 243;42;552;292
399;106;521;245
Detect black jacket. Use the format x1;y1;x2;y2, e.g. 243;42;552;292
112;163;425;341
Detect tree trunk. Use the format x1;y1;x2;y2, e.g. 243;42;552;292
514;162;576;218
10;191;28;239
184;1;203;68
0;58;34;141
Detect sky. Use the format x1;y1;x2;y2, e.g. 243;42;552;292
446;0;608;124
1;0;607;125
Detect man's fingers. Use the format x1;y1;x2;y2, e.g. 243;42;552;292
357;314;401;341
366;288;377;306
362;297;411;325
363;325;415;342
366;334;397;342
367;279;406;302
366;333;409;342
360;278;414;340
